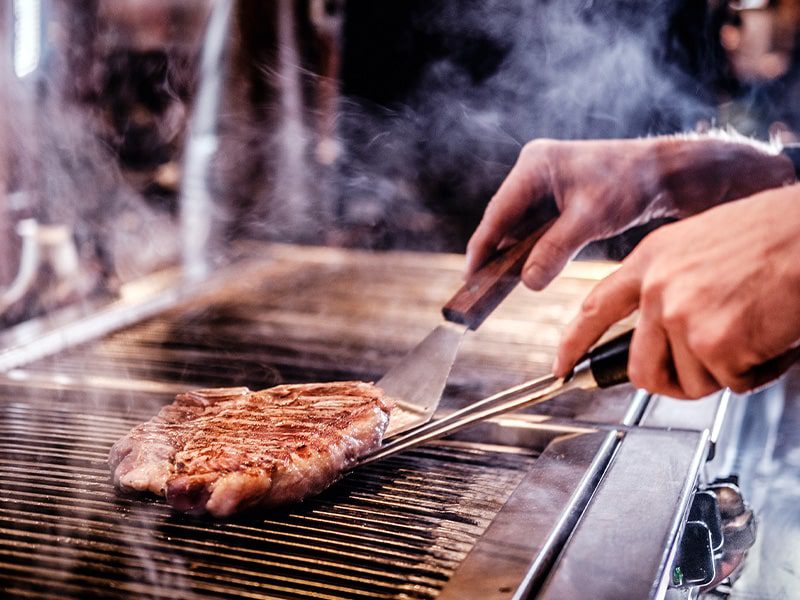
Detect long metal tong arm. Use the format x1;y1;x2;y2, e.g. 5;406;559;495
358;369;592;468
357;328;635;468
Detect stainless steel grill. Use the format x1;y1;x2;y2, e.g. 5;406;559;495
0;387;539;599
0;246;732;599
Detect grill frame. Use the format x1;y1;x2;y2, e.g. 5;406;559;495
0;381;716;600
0;245;728;598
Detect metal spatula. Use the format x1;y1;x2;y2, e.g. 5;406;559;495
380;224;554;438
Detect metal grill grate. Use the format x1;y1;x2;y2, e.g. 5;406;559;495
0;392;538;599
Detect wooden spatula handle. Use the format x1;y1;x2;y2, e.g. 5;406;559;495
442;221;554;330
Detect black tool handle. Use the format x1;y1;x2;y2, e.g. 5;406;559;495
584;329;633;389
578;328;800;392
442;221;555;330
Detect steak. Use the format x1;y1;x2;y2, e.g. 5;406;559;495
109;382;392;517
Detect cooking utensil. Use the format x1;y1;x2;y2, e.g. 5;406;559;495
380;225;555;438
363;328;633;465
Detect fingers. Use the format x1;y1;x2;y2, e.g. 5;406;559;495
466;145;552;275
666;335;720;399
521;208;587;290
631;315;719;398
466;217;506;277
554;267;641;377
628;318;684;398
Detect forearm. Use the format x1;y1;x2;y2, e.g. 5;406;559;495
650;133;796;217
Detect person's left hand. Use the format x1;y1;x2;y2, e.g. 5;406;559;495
554;183;800;398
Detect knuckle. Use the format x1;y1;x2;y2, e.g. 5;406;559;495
687;330;722;361
565;202;601;233
628;351;674;396
534;235;566;260
661;304;687;330
519;142;538;162
711;361;754;393
736;340;772;369
520;139;547;157
640;277;664;306
579;294;599;317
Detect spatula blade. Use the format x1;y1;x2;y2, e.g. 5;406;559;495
379;321;466;437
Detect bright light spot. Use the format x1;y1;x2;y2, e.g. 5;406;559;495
13;0;42;79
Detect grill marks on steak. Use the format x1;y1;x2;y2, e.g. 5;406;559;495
109;382;391;517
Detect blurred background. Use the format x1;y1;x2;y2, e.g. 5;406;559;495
1;0;800;326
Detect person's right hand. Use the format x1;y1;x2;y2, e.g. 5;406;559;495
554;183;800;398
466;136;794;290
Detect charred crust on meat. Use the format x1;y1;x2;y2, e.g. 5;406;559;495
109;381;392;517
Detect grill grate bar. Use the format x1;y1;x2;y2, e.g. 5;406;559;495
0;427;124;445
0;444;110;462
2;404;157;426
0;468;503;557
0;494;471;573
0;431;122;451
0;481;492;548
0;530;443;598
0;509;465;580
0;576;201;600
0;471;489;555
0;559;374;600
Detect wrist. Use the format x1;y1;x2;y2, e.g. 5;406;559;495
652;135;795;217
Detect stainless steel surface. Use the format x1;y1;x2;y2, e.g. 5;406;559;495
179;0;233;280
379;322;466;438
538;428;710;600
713;370;800;599
641;389;731;462
641;390;728;433
439;430;621;600
0;219;40;313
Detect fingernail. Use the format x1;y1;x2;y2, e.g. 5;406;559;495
523;264;545;291
552;356;561;376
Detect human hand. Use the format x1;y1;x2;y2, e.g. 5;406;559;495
466;136;793;291
555;184;800;398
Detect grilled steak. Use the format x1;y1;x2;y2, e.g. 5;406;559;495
109;382;391;517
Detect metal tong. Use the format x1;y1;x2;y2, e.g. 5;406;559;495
358;329;633;467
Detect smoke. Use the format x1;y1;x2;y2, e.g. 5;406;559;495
332;0;717;250
0;5;191;324
0;1;724;313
